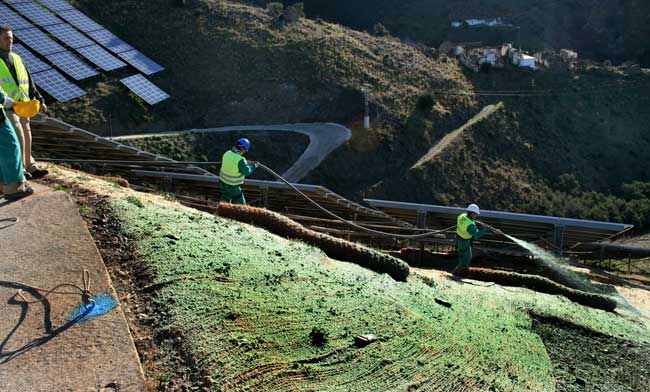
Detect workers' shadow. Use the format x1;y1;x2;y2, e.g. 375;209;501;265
0;281;93;365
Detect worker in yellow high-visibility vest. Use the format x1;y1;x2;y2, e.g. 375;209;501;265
0;25;48;180
218;138;257;205
453;204;485;276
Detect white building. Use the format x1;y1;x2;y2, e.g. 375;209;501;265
512;52;537;69
479;49;497;66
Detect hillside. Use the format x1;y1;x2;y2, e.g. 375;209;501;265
51;0;473;135
276;0;650;66
305;65;650;230
54;0;650;231
42;166;650;391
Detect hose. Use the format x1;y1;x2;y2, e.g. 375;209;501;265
253;162;455;240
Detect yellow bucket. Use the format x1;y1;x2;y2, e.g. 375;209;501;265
13;99;40;118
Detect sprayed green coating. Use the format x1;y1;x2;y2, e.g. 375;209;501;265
110;197;650;392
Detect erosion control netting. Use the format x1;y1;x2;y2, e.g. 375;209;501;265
463;268;617;312
112;198;565;392
216;203;410;282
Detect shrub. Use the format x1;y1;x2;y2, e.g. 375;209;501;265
283;2;304;24
373;22;390;37
416;93;435;112
266;2;284;17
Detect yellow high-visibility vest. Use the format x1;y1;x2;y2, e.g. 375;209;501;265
456;213;475;239
0;53;30;103
219;150;246;186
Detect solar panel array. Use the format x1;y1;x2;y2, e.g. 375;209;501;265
46;50;98;80
87;29;134;54
31;68;85;102
57;9;103;33
37;0;73;11
77;44;126;71
120;74;169;105
43;23;94;48
117;49;164;75
12;1;63;26
2;0;168;104
0;3;33;30
13;27;65;55
12;43;51;73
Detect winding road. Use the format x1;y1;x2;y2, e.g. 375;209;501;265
112;123;351;183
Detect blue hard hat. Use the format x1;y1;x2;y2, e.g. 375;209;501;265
236;138;251;151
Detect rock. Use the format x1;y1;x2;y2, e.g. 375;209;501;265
434;298;452;308
203;376;215;387
354;334;378;347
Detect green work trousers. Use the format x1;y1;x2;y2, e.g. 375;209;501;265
219;181;246;205
455;237;473;270
0;117;25;194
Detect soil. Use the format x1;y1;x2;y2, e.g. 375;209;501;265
532;315;650;392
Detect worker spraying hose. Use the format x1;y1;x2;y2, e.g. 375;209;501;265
452;204;487;277
218;138;258;205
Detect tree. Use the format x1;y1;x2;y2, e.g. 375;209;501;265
416;93;435;112
266;2;284;18
284;3;305;24
373;22;390;37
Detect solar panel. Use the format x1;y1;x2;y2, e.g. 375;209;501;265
117;49;164;75
0;3;33;30
87;29;134;54
120;74;169;105
31;68;85;102
43;23;94;48
76;44;126;71
57;9;103;33
14;27;65;55
3;0;32;4
11;43;51;73
45;50;98;80
37;0;74;11
11;1;64;27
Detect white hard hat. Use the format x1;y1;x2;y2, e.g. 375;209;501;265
466;204;480;215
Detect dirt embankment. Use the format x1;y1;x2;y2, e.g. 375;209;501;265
533;315;650;392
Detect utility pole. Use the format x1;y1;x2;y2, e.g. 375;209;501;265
362;86;370;129
109;114;113;138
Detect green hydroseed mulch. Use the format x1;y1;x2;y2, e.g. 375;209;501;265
111;196;650;392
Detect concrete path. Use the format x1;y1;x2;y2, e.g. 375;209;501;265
113;123;352;183
0;184;145;391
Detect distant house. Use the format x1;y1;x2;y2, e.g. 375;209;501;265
512;51;537;69
479;49;497;66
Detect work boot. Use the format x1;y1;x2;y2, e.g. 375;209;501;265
452;267;469;278
29;167;49;179
4;186;34;201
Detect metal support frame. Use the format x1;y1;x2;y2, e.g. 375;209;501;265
553;224;565;256
260;185;269;208
416;210;427;265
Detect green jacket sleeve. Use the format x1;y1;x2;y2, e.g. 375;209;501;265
238;159;255;176
467;224;485;239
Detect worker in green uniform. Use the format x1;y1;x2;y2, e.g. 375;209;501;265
218;138;257;205
453;204;486;276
